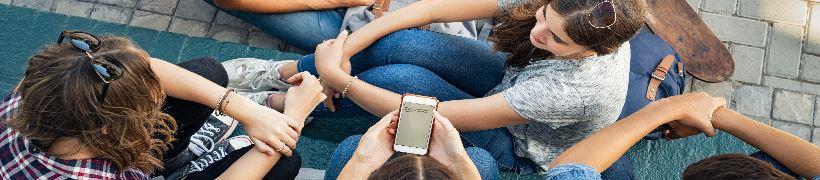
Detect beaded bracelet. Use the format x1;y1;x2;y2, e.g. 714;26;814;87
215;89;235;116
341;76;358;98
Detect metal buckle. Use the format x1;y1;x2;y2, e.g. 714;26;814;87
651;72;666;81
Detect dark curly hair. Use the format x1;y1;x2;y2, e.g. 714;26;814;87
490;0;645;67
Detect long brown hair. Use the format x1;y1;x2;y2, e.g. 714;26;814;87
490;0;645;67
369;154;456;180
10;35;176;174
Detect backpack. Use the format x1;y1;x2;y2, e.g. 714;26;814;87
619;27;688;140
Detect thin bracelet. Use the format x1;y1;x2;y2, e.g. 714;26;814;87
220;90;236;116
215;89;235;116
341;76;358;98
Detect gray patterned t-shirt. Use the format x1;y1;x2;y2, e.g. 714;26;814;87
485;43;631;173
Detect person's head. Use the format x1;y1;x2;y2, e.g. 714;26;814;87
9;33;176;173
491;0;645;67
368;154;455;180
682;154;794;180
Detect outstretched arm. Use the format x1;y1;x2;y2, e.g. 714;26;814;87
712;108;820;178
214;0;372;13
549;93;725;172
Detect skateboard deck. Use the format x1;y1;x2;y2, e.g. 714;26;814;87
641;0;734;83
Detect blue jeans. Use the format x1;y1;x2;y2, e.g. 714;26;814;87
297;29;635;178
324;135;501;180
203;0;345;52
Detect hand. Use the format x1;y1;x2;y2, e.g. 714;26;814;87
330;0;375;7
350;110;399;172
428;111;472;174
243;106;301;157
285;72;327;124
315;31;351;111
657;92;726;140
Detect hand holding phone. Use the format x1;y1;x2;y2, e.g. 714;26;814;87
394;94;439;155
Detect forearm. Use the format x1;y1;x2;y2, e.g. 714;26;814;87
150;59;282;124
338;156;377;179
712;108;820;178
343;0;499;57
217;147;283;179
214;0;338;13
549;102;670;172
324;69;402;117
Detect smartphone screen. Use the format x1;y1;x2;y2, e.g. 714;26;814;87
395;96;437;151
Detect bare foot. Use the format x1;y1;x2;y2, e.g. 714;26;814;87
267;93;287;112
278;61;299;82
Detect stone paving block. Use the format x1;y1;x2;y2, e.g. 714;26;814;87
296;168;325;180
175;0;216;22
802;54;820;83
686;0;701;10
168;18;210;37
734;85;772;118
738;0;808;25
691;80;734;100
765;23;804;78
762;76;820;95
52;0;94;17
12;0;54;11
806;3;820;55
730;44;765;84
90;4;133;24
816;98;820;126
207;24;248;44
248;31;282;49
76;0;95;2
129;10;171;31
814;128;820;146
138;0;178;15
214;10;250;29
97;0;137;8
772;121;812;141
701;0;735;14
701;12;768;47
772;90;815;125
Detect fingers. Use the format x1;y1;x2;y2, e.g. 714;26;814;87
287;72;304;85
323;89;336;112
251;137;276;156
266;137;294;157
285;117;303;134
334;30;349;46
432;111;456;131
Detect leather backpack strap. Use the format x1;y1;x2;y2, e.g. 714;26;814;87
646;55;676;101
373;0;392;18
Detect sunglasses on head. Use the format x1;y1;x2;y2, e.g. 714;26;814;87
588;0;617;29
57;30;124;103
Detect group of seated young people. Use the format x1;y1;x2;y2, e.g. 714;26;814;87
1;0;818;179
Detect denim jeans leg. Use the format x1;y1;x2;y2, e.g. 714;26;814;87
325;135;362;180
297;29;507;97
460;128;537;174
465;147;501;180
203;0;345;52
601;155;635;180
308;64;476;118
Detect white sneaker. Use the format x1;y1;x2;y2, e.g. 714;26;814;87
222;58;295;92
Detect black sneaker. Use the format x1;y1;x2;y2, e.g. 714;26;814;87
188;113;239;156
165;135;254;180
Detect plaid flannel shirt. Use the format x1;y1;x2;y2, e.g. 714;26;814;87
1;90;148;180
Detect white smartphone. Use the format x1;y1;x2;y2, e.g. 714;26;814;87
393;94;439;155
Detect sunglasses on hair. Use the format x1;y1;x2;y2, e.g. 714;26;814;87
57;30;124;103
588;0;617;28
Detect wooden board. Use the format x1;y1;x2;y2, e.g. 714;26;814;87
641;0;734;83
